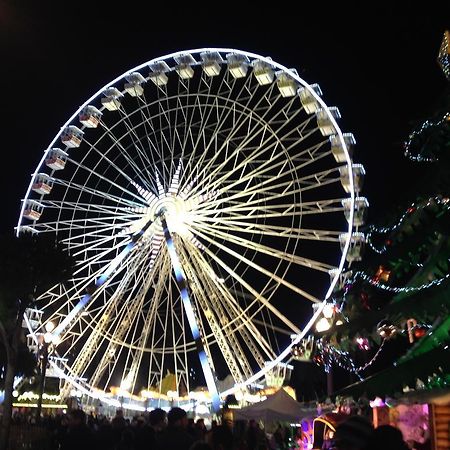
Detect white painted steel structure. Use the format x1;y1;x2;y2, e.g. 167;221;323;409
18;48;361;408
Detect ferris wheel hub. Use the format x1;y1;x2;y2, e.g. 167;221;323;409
152;195;189;235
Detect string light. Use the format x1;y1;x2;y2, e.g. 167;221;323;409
351;270;450;293
315;338;387;379
404;112;450;162
437;30;450;80
367;196;450;254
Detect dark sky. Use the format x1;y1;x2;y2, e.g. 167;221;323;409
1;3;448;236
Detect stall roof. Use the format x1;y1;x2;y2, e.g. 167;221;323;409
233;388;317;423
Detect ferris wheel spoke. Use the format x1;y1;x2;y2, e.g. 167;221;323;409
201;138;328;204
198;200;335;218
181;73;257;191
187;92;304;198
81;136;155;195
135;95;167;182
181;79;283;196
177;243;250;383
195;198;344;224
158;85;181;186
102;115;153;175
101;117;157;193
139;90;166;159
38;199;140;216
176;75;218;186
191;226;320;303
154;87;175;183
190;221;335;273
85;251;169;390
193;120;319;200
63;154;148;204
187;244;274;370
50;176;144;208
199;169;342;215
63;246;159;387
195;220;342;242
196;239;303;333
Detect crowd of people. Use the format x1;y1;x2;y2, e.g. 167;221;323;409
9;407;416;450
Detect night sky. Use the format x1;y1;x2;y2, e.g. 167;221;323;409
1;4;448;234
1;2;449;393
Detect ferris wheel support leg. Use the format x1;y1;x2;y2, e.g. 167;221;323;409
160;213;221;413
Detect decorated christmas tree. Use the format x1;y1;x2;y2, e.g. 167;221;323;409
310;31;450;397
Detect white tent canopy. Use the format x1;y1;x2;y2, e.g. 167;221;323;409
233;388;317;423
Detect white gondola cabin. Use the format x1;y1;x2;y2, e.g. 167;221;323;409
32;174;54;195
328;268;353;292
17;225;38;235
299;83;323;114
79;105;102;128
226;53;250;79
339;164;365;193
200;51;223;77
101;87;123;111
276;72;298;97
339;232;365;262
174;54;196;80
45;148;68;170
61;125;83;148
23;308;43;331
23;200;44;221
124;72;146;96
330;133;355;163
252;59;274;85
342;197;369;226
149;61;170;86
316;107;341;136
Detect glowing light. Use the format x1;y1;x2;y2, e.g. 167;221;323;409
369;397;385;408
322;304;335;319
356;337;370;351
316;318;331;332
45;322;55;333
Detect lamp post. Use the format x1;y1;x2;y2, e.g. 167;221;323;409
36;322;55;422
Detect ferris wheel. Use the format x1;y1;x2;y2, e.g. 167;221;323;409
18;48;366;410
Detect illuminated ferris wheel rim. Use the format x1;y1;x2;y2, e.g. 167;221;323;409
18;47;358;407
18;48;356;290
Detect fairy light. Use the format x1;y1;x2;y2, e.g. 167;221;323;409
437;30;450;80
315;338;387;378
353;270;450;293
367;196;450;254
404;112;450;162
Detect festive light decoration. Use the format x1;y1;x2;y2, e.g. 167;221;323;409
356;337;370;351
291;336;315;361
314;338;386;379
414;326;428;339
373;265;391;283
317;35;450;389
404;112;450;162
406;318;418;344
367;196;450;254
377;320;398;340
352;269;450;293
438;30;450;80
